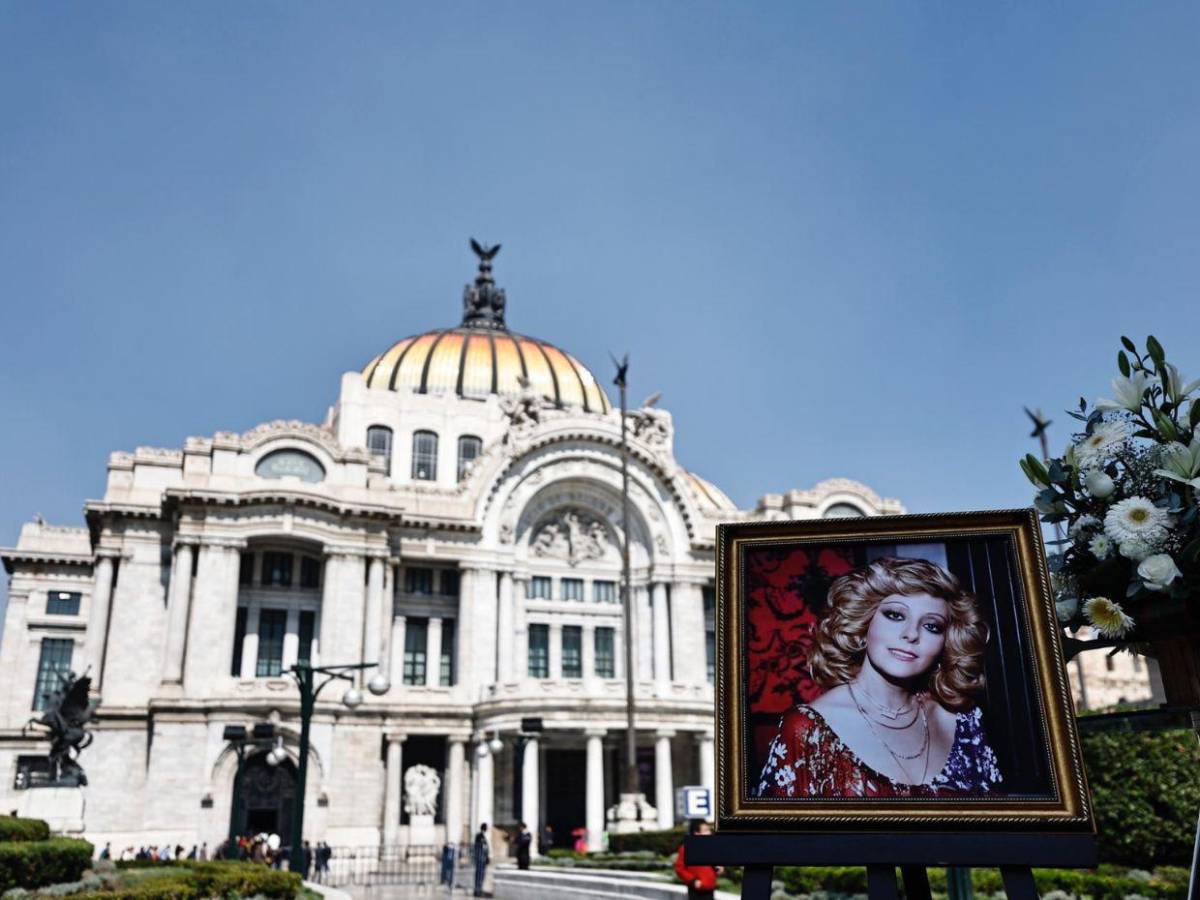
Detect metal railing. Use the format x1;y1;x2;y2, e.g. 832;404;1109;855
317;844;477;889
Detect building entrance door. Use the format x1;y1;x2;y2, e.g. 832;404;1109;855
232;755;297;842
544;749;586;850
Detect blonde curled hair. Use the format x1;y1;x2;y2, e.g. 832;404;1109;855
808;557;988;711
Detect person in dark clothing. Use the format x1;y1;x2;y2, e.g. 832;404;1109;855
300;841;312;879
538;824;553;855
515;822;532;871
674;819;722;900
473;824;490;897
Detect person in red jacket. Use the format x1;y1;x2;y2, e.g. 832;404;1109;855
674;819;722;899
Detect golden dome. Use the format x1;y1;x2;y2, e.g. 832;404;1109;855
363;329;611;413
362;241;612;413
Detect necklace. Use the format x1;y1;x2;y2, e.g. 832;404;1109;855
856;683;914;721
847;683;930;783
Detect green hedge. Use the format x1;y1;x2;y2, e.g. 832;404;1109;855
606;827;685;856
0;819;51;844
0;838;94;893
40;861;300;900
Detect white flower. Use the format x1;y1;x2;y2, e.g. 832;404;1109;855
1096;372;1150;413
1083;597;1135;638
1154;439;1200;488
1160;363;1200;405
1055;596;1079;623
1104;496;1172;545
1119;538;1157;562
1088;534;1113;560
1075;420;1131;466
1137;554;1182;592
1069;515;1101;538
1084;469;1115;498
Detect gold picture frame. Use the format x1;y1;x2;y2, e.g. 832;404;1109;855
717;508;1094;831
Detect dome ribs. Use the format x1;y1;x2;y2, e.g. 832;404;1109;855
417;330;450;394
488;331;499;394
560;350;591;412
454;328;471;397
529;339;561;408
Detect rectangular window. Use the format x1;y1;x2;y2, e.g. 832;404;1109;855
562;626;583;678
594;627;615;679
440;570;460;597
561;578;584;601
45;591;81;616
528;624;550;678
300;557;322;589
367;426;393;476
298;610;316;666
231;607;248;676
239;552;255;587
411;431;438;481
256;609;287;677
404;618;428;685
263;552;293;588
593;580;617;603
32;639;74;711
703;586;716;684
529;576;551;599
440;620;455;686
457;435;482;482
405;567;433;595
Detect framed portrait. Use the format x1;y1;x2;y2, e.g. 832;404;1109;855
716;509;1094;831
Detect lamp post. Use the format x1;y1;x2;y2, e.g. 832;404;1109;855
286;661;389;871
611;353;640;801
223;722;276;859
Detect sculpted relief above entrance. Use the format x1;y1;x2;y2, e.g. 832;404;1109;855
529;509;611;567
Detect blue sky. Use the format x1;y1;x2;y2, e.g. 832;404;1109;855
2;3;1199;617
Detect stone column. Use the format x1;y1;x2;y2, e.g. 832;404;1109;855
426;617;443;687
585;730;606;852
697;731;715;811
456;570;475;694
390;616;407;685
379;558;398;680
655;731;675;829
161;541;195;684
383;733;406;845
671;582;707;685
636;585;653;684
184;541;244;695
582;623;596;682
470;569;498;688
282;607;300;669
318;551;366;666
318;554;341;667
521;737;540;856
240;608;259;679
651;582;671;689
365;555;386;670
548;623;563;679
84;552;116;689
473;744;494;834
512;575;529;685
445;739;466;845
496;571;514;682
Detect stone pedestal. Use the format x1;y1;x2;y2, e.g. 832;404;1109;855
409;813;436;847
606;793;658;835
20;786;85;833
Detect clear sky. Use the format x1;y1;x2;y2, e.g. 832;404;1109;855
2;3;1199;618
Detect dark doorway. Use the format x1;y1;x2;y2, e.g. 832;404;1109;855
544;749;586;849
231;754;296;841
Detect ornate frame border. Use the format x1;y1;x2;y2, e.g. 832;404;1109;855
716;508;1094;831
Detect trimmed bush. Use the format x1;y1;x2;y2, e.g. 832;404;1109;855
0;821;50;844
15;861;300;900
606;827;685;856
0;838;94;894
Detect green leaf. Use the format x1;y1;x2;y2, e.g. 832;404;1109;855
1025;454;1051;485
1079;397;1087;412
1181;538;1200;566
1147;335;1165;367
1191;400;1200;429
1118;350;1131;377
1152;409;1179;442
1120;335;1137;354
1048;460;1068;484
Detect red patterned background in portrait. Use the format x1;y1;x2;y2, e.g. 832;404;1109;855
746;545;855;768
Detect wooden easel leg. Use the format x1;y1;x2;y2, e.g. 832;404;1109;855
867;865;900;900
1000;865;1039;900
741;865;773;900
901;865;932;900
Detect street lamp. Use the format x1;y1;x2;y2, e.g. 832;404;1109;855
285;661;389;872
223;722;276;859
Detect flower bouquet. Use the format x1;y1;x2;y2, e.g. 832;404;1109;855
1020;336;1200;704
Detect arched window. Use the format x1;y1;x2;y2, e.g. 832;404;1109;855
412;430;438;481
823;502;866;519
367;425;393;476
457;435;482;481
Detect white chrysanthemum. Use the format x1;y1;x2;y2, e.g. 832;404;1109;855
1076;420;1131;465
1084;469;1115;498
1083;597;1135;639
1104;496;1172;545
1088;533;1113;560
1069;515;1101;538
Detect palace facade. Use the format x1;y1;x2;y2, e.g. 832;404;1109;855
0;248;911;852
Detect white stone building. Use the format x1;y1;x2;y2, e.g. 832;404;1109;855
0;248;906;853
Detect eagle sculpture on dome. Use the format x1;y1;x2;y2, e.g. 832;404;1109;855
463;238;507;329
470;238;501;261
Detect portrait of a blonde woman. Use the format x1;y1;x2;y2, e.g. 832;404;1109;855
756;557;1003;798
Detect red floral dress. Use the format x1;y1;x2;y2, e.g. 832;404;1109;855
756;704;1003;798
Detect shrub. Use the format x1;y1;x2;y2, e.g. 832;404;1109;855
1082;727;1200;867
0;821;50;845
605;828;685;856
0;839;94;894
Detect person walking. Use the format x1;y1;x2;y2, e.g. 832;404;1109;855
515;822;532;871
472;823;490;897
300;841;313;880
674;820;722;900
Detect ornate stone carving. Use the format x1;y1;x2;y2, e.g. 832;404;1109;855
499;521;515;544
403;764;442;817
530;509;610;567
501;376;543;446
240;420;344;457
628;407;670;448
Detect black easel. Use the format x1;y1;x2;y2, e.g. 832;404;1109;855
684;832;1097;900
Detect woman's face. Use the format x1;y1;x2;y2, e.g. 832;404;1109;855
863;592;948;682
